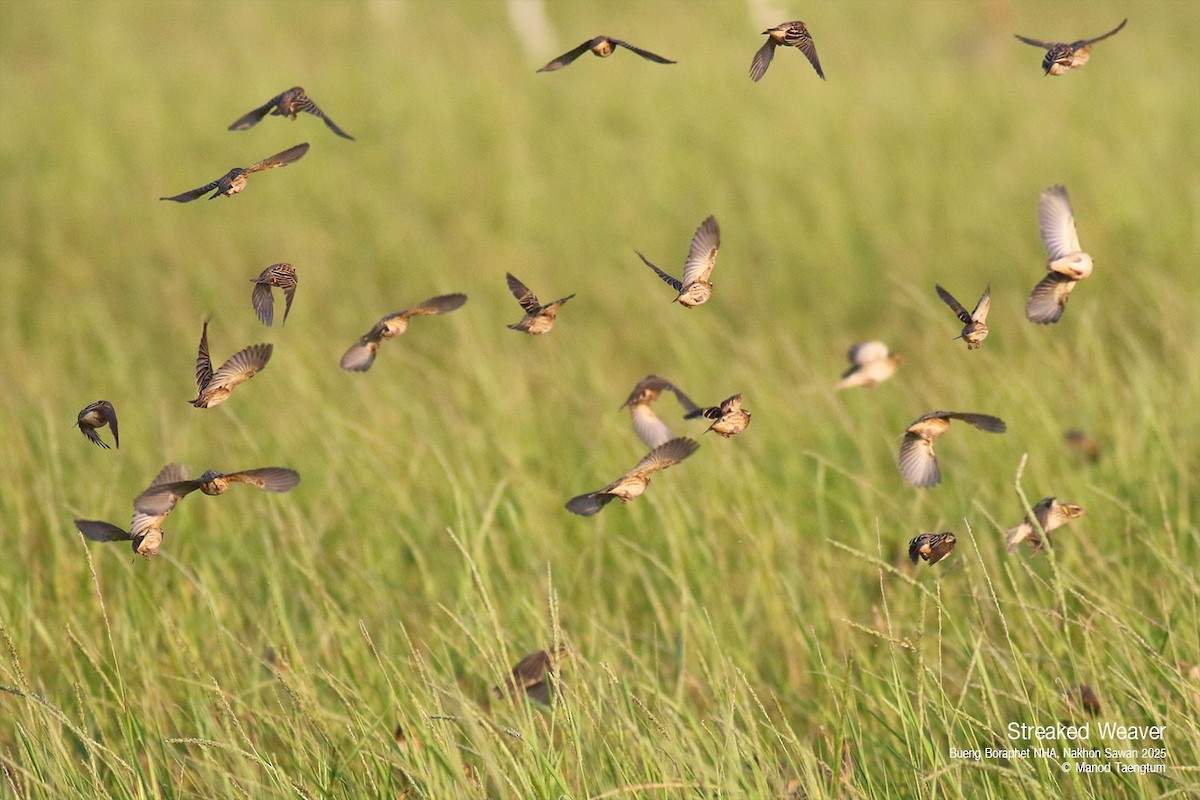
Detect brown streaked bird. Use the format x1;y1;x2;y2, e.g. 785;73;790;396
76;400;119;449
1027;185;1093;324
493;645;570;705
133;466;300;516
75;463;189;559
836;341;902;391
685;393;751;438
340;293;467;372
505;273;575;335
637;215;720;308
190;316;273;408
1005;496;1085;553
537;36;675;72
908;532;957;566
898;411;1007;488
229;86;354;140
250;263;298;327
1015;19;1126;76
751;21;824;82
620;375;699;449
566;436;699;516
1064;429;1101;463
935;284;991;350
1062;685;1102;717
160;142;310;202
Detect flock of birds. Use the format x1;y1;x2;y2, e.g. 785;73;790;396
69;14;1127;700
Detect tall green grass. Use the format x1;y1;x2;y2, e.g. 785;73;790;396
1;1;1198;797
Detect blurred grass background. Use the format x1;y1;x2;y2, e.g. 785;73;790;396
1;1;1198;797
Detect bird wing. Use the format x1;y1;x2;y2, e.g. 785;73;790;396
749;38;776;82
630;403;673;449
399;293;469;317
898;433;940;488
147;463;190;490
926;535;955;565
610;38;675;64
275;265;298;324
506;273;541;313
1013;33;1053;49
971;286;991;323
251;281;275;327
296;96;355;140
935;285;972;325
681;215;720;286
636;252;682;291
1079;18;1127;47
226;467;301;492
79;423;108;449
847;340;889;368
1038;185;1081;260
945;413;1007;433
1025;272;1077;324
536;38;600;72
565;491;612;516
340;339;379;372
76;519;132;542
195;317;214;392
228;93;282;131
795;30;825;79
719;394;742;413
133;480;201;517
210;343;273;388
160;180;220;202
630;436;699;476
668;384;700;416
246;142;310;174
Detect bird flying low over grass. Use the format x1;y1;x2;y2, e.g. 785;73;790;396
340;294;467;372
75;463;189;559
76;400;118;449
566;437;699;516
250;263;298;327
898;411;1007;488
229;86;354;140
935;284;991;350
620;375;699;449
505;273;574;335
190;316;272;408
638;215;720;308
537;36;674;72
1027;185;1093;324
836;341;901;391
160;143;309;202
684;393;751;438
908;532;957;565
493;645;569;705
1014;19;1127;75
1005;497;1085;553
751;21;824;81
133;466;300;516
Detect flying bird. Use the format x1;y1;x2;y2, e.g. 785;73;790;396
908;532;957;565
751;21;824;82
836;341;901;391
1027;185;1093;324
1014;19;1127;75
340;294;467;372
537;36;675;72
76;400;119;449
229;86;355;139
898;411;1007;488
160;143;310;202
493;646;569;705
133;466;300;516
620;375;699;449
190;316;273;408
684;393;751;438
637;215;720;308
1005;496;1085;553
75;463;189;559
250;263;298;327
566;437;699;516
935;284;991;350
1064;429;1102;463
505;273;575;335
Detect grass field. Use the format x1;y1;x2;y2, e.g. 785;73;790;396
1;1;1198;797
